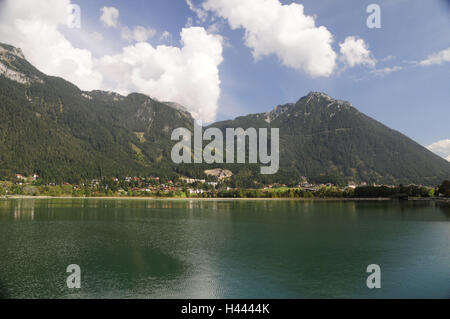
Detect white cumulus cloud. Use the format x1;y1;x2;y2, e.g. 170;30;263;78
339;36;376;68
0;0;224;123
0;0;104;89
427;139;450;162
419;47;450;66
98;27;223;122
203;0;337;77
100;6;120;28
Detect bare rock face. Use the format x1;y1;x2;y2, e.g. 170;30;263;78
204;168;233;180
0;44;43;84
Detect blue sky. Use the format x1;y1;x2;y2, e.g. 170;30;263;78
0;0;449;158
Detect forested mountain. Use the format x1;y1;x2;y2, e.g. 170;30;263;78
210;92;450;186
0;42;449;185
0;42;194;183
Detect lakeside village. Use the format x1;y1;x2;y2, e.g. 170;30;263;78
1;169;449;199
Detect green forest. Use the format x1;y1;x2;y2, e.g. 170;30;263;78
1;42;449;187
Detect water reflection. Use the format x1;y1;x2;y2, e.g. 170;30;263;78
0;280;9;299
0;198;449;298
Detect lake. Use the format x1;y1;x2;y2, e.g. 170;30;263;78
0;198;449;299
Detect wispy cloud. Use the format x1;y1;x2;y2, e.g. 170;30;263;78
121;26;156;42
100;7;120;28
380;55;395;62
427;139;450;162
186;0;209;23
419;47;450;66
371;66;402;76
159;31;172;42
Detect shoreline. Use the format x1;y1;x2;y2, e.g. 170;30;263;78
0;195;435;201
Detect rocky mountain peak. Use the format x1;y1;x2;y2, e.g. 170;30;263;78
304;91;353;107
0;43;25;60
163;101;188;113
0;42;43;84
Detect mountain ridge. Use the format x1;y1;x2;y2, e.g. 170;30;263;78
0;42;448;185
213;93;450;185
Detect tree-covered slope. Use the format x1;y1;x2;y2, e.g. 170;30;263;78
210;92;450;185
1;42;448;185
0;42;193;183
